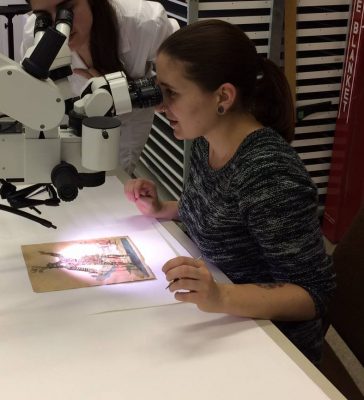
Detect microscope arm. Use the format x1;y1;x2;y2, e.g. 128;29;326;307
0;52;65;133
74;72;160;118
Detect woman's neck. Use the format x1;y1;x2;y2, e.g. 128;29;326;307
207;113;263;170
77;44;93;69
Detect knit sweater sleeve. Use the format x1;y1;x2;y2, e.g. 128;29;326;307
239;156;335;317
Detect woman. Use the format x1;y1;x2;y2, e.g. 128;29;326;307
21;0;178;175
124;20;336;365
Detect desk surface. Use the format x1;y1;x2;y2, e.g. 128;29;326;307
0;173;345;400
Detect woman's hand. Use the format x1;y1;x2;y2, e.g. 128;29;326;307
124;178;163;217
163;257;316;320
162;256;223;313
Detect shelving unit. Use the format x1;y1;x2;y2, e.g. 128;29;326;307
138;0;352;212
138;0;195;198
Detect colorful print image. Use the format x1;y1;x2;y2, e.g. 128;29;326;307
21;237;155;293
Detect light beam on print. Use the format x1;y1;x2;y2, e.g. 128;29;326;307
21;236;155;293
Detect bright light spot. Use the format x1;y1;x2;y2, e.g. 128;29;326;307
60;243;101;259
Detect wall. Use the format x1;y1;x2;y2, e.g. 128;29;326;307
0;0;28;62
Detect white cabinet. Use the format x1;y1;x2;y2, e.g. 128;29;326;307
139;0;351;211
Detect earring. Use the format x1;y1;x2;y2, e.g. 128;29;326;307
217;105;225;115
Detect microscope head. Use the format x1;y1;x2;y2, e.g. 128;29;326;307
22;7;73;80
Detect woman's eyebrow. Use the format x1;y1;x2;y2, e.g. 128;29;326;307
159;81;176;90
57;0;73;8
33;0;72;14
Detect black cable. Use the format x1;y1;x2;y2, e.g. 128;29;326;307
0;204;57;229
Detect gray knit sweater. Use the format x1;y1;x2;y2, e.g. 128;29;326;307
178;128;336;364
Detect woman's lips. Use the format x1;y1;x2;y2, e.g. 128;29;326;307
169;120;178;128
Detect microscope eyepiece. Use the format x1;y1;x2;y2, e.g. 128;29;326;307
128;78;162;108
55;8;74;28
34;11;52;35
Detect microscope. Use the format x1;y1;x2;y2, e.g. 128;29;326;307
0;7;162;228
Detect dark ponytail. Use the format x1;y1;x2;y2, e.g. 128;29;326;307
158;19;295;143
253;58;295;143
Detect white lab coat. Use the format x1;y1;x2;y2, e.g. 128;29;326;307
21;0;179;174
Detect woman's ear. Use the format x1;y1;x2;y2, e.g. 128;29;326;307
216;83;237;113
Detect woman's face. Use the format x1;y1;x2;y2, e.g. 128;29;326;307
29;0;93;51
155;52;220;141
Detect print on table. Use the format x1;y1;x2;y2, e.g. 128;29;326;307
21;236;155;292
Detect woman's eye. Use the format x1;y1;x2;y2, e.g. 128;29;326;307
166;89;176;97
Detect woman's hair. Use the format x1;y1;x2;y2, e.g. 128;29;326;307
87;0;124;75
158;19;295;143
27;0;124;75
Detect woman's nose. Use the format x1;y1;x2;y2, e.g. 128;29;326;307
155;102;166;113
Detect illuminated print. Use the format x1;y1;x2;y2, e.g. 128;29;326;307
21;236;155;292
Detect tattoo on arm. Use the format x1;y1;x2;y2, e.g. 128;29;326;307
254;282;285;289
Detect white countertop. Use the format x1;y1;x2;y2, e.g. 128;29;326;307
0;174;346;399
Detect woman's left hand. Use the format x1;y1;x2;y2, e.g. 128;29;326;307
73;67;101;80
162;256;223;312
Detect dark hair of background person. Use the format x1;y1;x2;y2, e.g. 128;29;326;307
158;19;295;143
26;0;125;75
87;0;124;75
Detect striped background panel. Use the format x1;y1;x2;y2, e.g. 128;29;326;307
141;0;351;212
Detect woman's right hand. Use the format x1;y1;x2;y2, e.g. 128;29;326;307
124;178;162;217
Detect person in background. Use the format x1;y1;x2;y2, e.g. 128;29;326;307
21;0;179;175
124;19;336;366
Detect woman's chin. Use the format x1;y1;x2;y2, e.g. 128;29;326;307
173;131;184;140
68;40;75;51
68;36;80;51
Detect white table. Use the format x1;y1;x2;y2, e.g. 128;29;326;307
0;173;345;399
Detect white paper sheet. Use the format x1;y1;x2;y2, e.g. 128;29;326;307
0;303;334;400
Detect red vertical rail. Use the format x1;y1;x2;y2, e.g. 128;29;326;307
323;0;364;243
